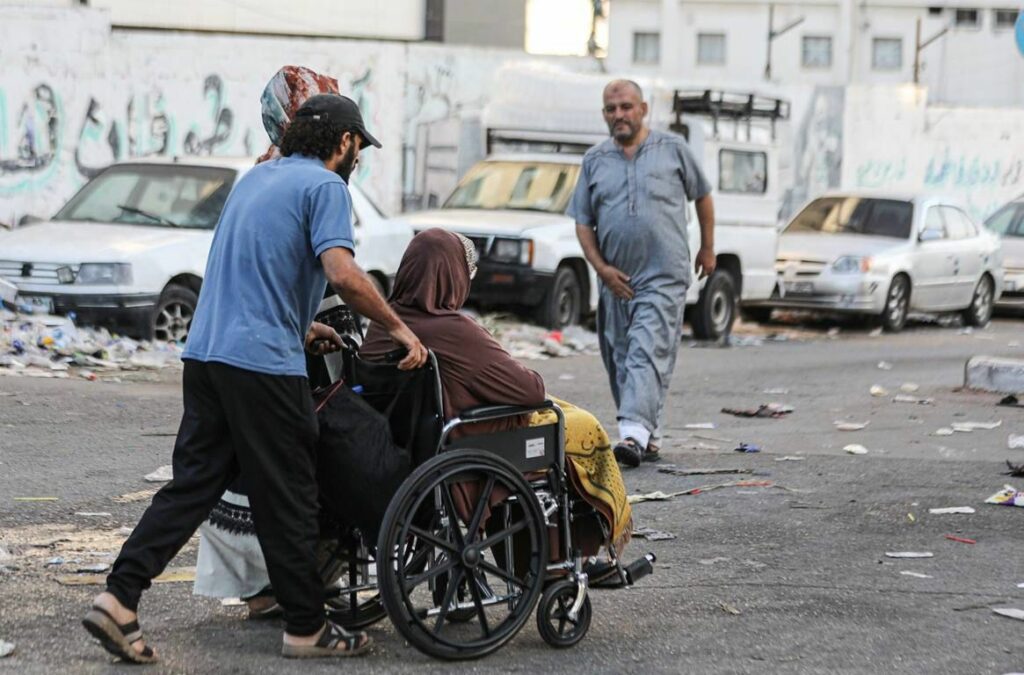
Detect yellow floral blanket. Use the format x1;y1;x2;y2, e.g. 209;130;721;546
531;398;632;549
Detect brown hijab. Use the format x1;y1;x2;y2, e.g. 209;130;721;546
361;229;545;435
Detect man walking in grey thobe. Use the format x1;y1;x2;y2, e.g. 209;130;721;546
568;79;717;467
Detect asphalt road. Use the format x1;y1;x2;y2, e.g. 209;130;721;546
1;317;1023;674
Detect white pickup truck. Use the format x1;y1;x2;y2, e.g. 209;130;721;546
396;90;784;339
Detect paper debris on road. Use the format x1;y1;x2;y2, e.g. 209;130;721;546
928;507;975;515
628;480;781;504
74;512;111;517
684;423;717;430
844;444;869;455
57;565;195;586
900;571;933;578
835;421;869;431
76;563;110;573
893;395;934;405
143;465;173;483
951;421;1002;432
112;489;157;504
0;640;13;658
734;443;761;453
933;428;955;436
878;361;894;370
998;395;1022;409
13;497;58;502
658;466;753;477
718;601;742;615
992;608;1024;621
632;526;677;541
885;551;934;559
943;534;976;544
985;485;1024;507
899;383;920;393
722;403;793;418
870;385;889;397
775;456;806;461
1009;434;1024;450
1005;461;1024;478
221;597;246;607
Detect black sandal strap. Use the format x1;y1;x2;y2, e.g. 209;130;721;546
316;622;366;652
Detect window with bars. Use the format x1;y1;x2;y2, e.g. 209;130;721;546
632;31;661;64
697;33;726;65
801;36;833;68
954;8;980;27
995;9;1019;28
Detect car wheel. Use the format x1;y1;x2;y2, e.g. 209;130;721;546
537;266;582;329
691;270;737;340
880;275;910;333
961;275;994;328
739;305;773;324
152;284;198;343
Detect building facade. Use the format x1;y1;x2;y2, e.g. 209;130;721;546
607;0;1024;107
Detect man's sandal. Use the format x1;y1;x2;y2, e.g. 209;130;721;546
281;621;372;659
82;605;158;664
613;438;643;468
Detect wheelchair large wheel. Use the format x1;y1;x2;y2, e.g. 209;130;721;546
377;449;548;660
536;579;591;648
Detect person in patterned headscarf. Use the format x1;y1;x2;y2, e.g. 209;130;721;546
257;65;340;163
362;229;633;556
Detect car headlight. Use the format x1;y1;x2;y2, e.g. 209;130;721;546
75;263;133;285
831;256;871;274
489;238;533;265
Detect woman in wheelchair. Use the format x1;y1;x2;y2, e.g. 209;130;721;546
361;228;633;564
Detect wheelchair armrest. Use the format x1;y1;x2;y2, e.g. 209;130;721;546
456;400;555;423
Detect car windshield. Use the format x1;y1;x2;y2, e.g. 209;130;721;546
785;197;914;239
56;164;237;229
444;161;580;213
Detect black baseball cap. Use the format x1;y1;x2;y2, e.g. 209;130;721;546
294;93;382;149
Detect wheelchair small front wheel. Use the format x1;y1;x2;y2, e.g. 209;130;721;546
536;580;591;648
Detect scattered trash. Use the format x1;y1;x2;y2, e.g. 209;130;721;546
844;444;869;455
900;571;933;578
57;565;195;586
13;497;58;502
826;327;840;338
557;374;575;381
869;327;883;337
992;608;1024;622
943;535;976;545
907;513;916;523
734;443;761;453
0;641;13;658
1004;461;1024;477
45;557;66;566
632;526;676;541
870;385;889;397
985;485;1024;508
893;395;934;405
998;395;1022;409
885;551;933;559
878;361;894;370
775;456;805;462
718;601;742;615
112;489;157;504
899;383;920;393
74;512;112;518
1009;435;1024;450
658;466;753;477
487;318;600;360
628;480;783;504
951;420;1002;432
722;403;793;418
684;423;717;430
143;465;173;483
934;428;955;436
117;527;134;536
221;597;247;607
76;563;110;573
762;387;789;395
928;507;975;515
835;421;869;431
1017;583;1024;589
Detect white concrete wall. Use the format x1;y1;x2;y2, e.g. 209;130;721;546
0;6;596;225
608;0;1024;107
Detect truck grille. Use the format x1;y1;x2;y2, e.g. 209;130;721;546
0;260;78;286
776;257;828;277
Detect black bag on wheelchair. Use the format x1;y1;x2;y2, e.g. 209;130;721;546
314;382;411;540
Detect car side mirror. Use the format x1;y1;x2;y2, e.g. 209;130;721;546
918;228;942;243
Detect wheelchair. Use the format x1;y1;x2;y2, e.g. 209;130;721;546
312;300;656;661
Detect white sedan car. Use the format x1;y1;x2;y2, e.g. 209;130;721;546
0;157;410;341
747;192;1003;331
983;198;1024;312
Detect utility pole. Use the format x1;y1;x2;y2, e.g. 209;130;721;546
913;17;949;84
764;4;806;80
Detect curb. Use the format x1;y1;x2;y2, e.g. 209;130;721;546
964;355;1024;394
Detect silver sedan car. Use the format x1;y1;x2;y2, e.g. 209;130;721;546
983;198;1024;312
747;192;1003;331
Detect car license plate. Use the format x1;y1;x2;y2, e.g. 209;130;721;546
15;294;54;314
783;281;814;296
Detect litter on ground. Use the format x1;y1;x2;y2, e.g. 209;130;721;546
775;456;806;461
844;444;869;455
628;480;784;504
885;551;934;559
951;421;1002;432
1009;434;1024;450
0;641;13;658
718;601;742;615
722;403;793;418
657;466;753;477
928;507;975;514
893;395;935;405
992;608;1024;622
900;383;920;393
1004;461;1024;477
985;485;1024;507
900;571;933;578
943;535;976;544
870;385;888;397
143;465;173;483
835;421;869;431
632;526;676;541
684;423;717;430
733;443;761;453
934;428;955;436
878;361;894;370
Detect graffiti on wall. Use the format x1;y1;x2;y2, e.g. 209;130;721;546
781;86;844;219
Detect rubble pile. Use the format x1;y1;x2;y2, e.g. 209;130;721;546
0;309;183;379
476;313;600;360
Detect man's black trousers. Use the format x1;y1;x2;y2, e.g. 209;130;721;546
106;360;324;636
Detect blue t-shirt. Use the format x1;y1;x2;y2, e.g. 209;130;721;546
182;155;355;377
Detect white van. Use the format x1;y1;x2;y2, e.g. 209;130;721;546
396;87;783;339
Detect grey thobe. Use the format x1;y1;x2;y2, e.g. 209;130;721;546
568;129;711;446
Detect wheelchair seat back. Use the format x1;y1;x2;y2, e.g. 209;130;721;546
445;422;559;474
344;350;445;468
